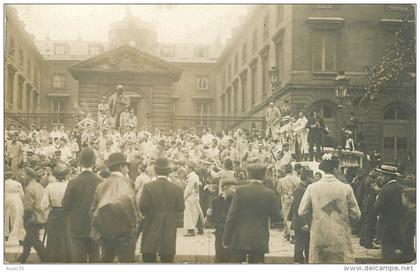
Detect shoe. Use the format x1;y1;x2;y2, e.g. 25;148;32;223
373;239;381;245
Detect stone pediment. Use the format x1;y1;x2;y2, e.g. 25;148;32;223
69;45;182;79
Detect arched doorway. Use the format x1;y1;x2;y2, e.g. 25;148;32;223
382;102;414;163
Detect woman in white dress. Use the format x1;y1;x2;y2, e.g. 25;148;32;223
5;170;25;244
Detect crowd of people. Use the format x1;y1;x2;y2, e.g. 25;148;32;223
4;100;416;264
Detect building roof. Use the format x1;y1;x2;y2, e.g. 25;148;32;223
35;39;108;60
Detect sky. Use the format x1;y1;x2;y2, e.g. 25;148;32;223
12;5;250;45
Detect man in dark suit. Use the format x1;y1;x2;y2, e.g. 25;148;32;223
62;148;102;262
288;169;313;263
374;165;408;263
223;163;282;263
139;157;185;263
306;110;325;161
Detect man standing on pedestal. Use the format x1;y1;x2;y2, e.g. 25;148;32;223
110;85;130;130
265;101;281;140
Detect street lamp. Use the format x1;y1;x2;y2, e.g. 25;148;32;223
334;71;350;109
334;71;351;149
268;66;279;96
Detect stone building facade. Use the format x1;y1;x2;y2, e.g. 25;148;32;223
216;4;415;163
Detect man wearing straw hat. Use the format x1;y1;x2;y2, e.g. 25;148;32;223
374;164;410;263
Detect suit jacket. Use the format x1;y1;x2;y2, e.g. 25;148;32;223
223;181;281;253
62;170;102;237
287;182;307;231
306;116;325;141
139;177;185;254
374;181;407;232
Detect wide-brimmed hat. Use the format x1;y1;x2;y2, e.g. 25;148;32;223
154;157;172;175
52;161;71;180
106;152;129;168
377;165;399;176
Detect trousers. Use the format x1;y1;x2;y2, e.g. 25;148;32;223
101;233;135;263
294;230;309;264
214;232;231;263
230;250;265;263
142;253;174;263
69;236;100;263
18;214;45;263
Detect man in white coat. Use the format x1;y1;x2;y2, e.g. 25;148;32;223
294;112;309;161
298;153;361;263
183;163;204;236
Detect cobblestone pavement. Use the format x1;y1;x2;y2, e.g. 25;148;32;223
5;228;382;263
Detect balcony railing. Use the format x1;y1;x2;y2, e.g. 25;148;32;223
312;71;337;80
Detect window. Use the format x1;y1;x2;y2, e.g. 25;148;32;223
227;89;232;116
8;38;15;57
250;63;257;105
312;31;336;72
252;30;258;53
17;79;24;111
263;14;270;41
52;74;66;89
321;105;333;118
384;137;408;149
221;94;226;116
160;46;175;57
195;46;209;58
384;106;409;120
7;70;15;106
18;49;24;67
197;77;209;90
233;82;238;115
275;38;284;84
261;52;269;98
221;72;226;88
51;100;64;123
26;59;31;78
89;45;102;56
228;63;232;81
242;43;247;65
54;44;68;55
234;54;239;74
384;137;394;149
197;103;210;126
276;5;284;25
397;137;408;149
241;73;248;112
34;66;39;87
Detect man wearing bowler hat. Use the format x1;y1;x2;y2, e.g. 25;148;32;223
90;152;138;263
62;148;102;262
374;165;410;263
223;163;281;263
139;157;185;263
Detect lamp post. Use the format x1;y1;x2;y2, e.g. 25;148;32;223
334;71;351;149
268;66;279;97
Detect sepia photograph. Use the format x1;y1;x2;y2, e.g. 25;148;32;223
2;2;417;269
